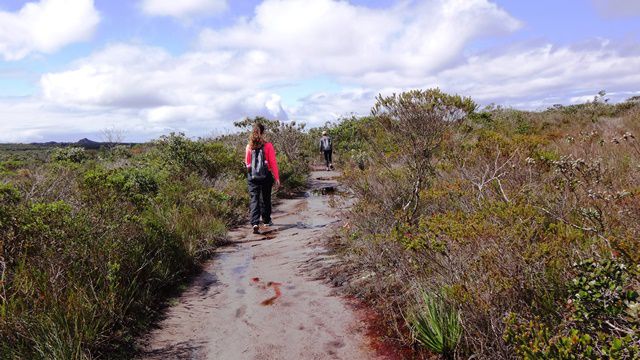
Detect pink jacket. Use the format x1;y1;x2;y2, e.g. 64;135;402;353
245;142;280;183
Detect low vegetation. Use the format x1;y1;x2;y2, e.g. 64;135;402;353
2;88;638;359
326;90;640;359
0;126;309;359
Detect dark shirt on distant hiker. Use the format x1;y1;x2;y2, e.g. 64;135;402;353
320;135;332;168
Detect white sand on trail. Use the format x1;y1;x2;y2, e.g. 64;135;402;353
137;171;381;360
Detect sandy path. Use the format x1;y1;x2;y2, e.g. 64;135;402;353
138;171;380;360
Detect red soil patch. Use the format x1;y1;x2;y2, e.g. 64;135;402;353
260;282;282;306
348;297;423;360
250;278;283;305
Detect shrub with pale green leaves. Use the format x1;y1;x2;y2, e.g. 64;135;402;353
50;146;88;163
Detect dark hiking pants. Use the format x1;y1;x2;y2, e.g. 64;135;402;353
248;174;273;226
323;150;332;167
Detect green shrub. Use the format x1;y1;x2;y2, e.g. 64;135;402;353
50;147;88;163
504;316;639;359
107;167;160;199
0;136;251;358
505;258;639;359
504;316;598;359
0;182;21;205
0;159;26;174
569;259;638;327
156;133;241;179
106;144;133;159
277;154;307;191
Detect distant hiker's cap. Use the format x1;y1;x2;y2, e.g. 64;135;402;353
322;131;327;135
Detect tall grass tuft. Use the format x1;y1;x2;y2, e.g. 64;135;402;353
408;291;462;359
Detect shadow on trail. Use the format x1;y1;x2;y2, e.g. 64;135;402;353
140;340;206;360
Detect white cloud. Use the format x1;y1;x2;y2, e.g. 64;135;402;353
0;98;151;142
40;43;287;109
592;0;640;18
288;41;640;122
0;0;99;61
433;42;640;105
40;0;519;134
140;0;227;18
570;95;596;104
287;88;377;125
41;44;174;108
5;0;640;142
199;0;521;77
39;43;288;135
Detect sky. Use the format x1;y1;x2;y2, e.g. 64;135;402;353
0;0;639;142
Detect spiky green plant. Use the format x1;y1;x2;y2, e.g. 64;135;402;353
409;291;463;359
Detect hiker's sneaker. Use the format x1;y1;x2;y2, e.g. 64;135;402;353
252;225;259;234
265;221;274;227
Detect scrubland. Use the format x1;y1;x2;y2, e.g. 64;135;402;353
0;121;310;359
327;90;639;359
1;90;638;359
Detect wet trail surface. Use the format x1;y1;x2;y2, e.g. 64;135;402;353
138;171;380;360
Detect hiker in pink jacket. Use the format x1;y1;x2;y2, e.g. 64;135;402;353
245;123;280;234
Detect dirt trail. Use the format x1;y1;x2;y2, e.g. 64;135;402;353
138;171;381;360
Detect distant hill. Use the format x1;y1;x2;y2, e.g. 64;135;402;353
0;139;141;158
14;139;138;150
77;138;101;148
0;139;139;161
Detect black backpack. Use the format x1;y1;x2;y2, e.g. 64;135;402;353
249;145;269;182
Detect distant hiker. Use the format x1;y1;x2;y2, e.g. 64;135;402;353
246;123;280;234
319;131;333;171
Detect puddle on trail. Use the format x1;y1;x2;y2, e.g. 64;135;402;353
306;186;346;197
227;250;253;284
198;271;217;295
271;221;336;232
315;176;338;181
305;185;350;211
219;183;341;307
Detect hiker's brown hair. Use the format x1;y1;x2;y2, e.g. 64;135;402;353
249;123;266;149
